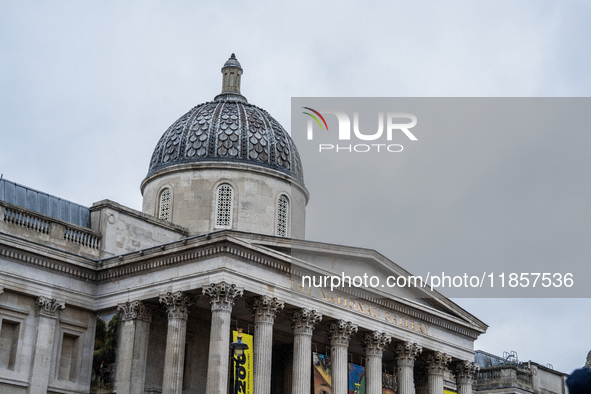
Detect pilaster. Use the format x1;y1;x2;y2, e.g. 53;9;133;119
29;297;65;394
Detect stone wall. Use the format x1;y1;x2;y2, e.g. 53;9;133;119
90;200;188;258
141;163;307;239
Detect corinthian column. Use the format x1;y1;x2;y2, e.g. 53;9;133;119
159;292;195;394
29;297;65;394
426;352;451;394
203;282;243;394
393;341;422;394
248;296;284;394
359;331;391;394
452;360;479;394
325;320;358;394
288;308;322;394
116;300;154;394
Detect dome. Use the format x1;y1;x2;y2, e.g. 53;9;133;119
147;55;304;185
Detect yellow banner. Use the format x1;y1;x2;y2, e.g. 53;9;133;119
444;390;457;394
232;331;254;394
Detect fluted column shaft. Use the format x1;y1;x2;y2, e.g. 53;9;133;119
116;301;154;394
203;282;243;394
249;296;284;394
427;374;443;394
160;292;195;394
326;320;358;394
453;361;478;394
289;308;322;394
426;352;451;394
394;342;422;394
29;297;65;394
360;332;391;394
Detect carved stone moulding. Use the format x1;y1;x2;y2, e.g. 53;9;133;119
202;282;243;312
288;308;322;335
117;300;154;322
159;291;196;320
325;319;358;346
359;331;391;356
392;341;423;366
36;296;66;317
247;295;285;323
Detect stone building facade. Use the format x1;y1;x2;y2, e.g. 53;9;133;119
0;54;488;394
473;351;568;394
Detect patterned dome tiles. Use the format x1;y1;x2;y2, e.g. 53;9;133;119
148;101;304;184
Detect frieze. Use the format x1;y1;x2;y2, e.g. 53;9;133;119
288;279;482;340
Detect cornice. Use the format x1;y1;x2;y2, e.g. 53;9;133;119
0;241;97;281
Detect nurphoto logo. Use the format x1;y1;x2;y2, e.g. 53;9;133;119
302;107;418;153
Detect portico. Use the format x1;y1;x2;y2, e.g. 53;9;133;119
101;231;484;394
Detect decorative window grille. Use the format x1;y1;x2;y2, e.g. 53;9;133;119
215;184;233;228
276;195;289;237
158;188;172;221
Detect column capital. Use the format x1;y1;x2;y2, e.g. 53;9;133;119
426;351;452;375
247;295;284;323
36;296;65;318
451;360;479;383
359;331;391;356
117;300;154;322
202;282;243;312
159;291;196;320
393;341;422;366
288;308;322;335
325;319;358;346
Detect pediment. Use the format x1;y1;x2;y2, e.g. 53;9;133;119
238;233;488;335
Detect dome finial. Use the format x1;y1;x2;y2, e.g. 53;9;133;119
216;53;246;102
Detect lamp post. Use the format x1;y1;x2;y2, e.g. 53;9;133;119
230;328;249;394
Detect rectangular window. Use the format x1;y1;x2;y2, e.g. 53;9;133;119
0;320;19;371
58;333;80;381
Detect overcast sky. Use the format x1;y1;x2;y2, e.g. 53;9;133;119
1;1;590;375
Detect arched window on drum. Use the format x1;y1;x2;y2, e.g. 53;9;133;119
276;194;290;237
158;188;172;221
215;184;234;228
